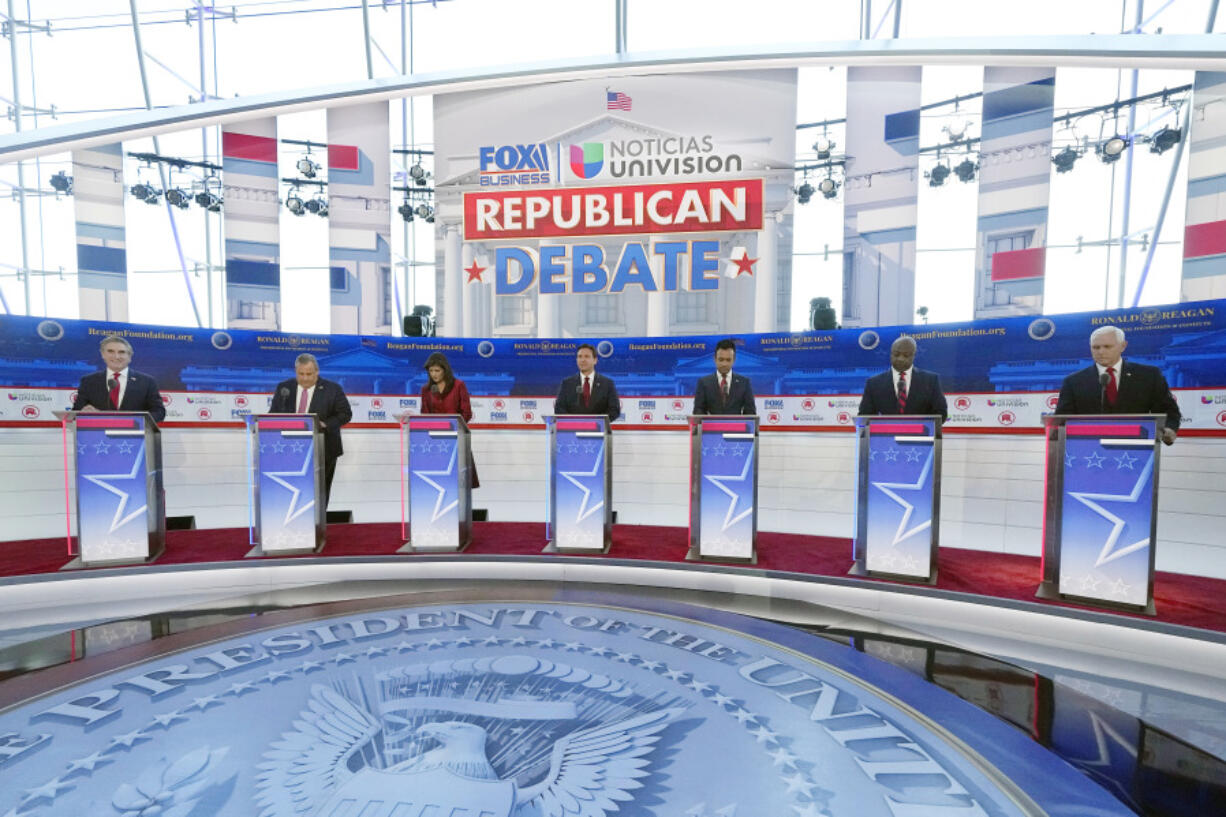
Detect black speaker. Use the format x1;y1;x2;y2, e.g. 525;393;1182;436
166;515;196;530
403;315;425;336
326;510;353;524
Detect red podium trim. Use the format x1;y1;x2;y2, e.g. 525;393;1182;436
1067;424;1144;437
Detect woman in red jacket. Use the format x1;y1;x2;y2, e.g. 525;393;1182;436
419;352;479;488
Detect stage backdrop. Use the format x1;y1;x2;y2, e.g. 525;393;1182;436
1;301;1223;432
432;70;798;338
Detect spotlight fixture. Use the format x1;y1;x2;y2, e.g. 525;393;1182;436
1148;126;1182;155
285;191;305;216
195;191;223;211
944;121;972;141
1097;134;1129;163
796;182;814;204
398;201;415;223
926;164;950;187
164;188;191;209
817;177;839;199
49;171;73;194
812;138;835;160
130;182;161;204
304;196;328;217
409;163;429;185
1051;146;1081;173
953;158;978;183
295;157;319;178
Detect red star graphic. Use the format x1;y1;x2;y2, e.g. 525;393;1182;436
732;251;758;277
464;261;486;283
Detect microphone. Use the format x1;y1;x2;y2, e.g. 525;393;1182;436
1099;371;1110;413
278;386;291;398
108;376;119;391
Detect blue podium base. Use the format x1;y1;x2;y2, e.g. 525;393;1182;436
244;540;324;559
543;538;611;555
60;540;165;571
684;546;756;565
848;558;938;586
1035;580;1156;616
397;536;471;554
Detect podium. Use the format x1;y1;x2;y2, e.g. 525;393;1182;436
850;415;943;583
1036;414;1163;614
545;415;611;553
60;411;165;567
400;414;472;553
247;413;325;557
687;415;758;563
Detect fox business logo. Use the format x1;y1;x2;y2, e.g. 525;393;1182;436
638;400;657;410
489;411;509;422
521;400;538;409
764;399;785;409
479;143;551;186
367;411;387;421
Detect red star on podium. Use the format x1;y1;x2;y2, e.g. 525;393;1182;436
732;251;758;277
464;261;486;283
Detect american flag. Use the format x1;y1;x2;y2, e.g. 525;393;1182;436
606;91;632;111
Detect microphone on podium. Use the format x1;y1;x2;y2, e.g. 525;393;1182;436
1098;371;1110;413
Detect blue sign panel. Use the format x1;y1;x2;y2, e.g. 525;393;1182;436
1057;418;1158;607
696;419;757;560
74;414;153;563
550;419;608;551
861;418;939;578
254;416;321;553
408;416;468;550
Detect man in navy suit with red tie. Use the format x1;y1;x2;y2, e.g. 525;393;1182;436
1055;325;1180;445
554;344;621;422
692;338;757;415
858;336;948;422
72;335;166;423
269;353;353;505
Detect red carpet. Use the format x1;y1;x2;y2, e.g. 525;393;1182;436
2;523;1224;634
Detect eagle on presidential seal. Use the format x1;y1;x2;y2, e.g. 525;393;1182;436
254;681;684;817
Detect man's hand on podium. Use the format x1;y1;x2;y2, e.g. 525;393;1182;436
1162;427;1177;446
78;405;99;413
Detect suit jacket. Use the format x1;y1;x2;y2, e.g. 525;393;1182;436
693;371;757;415
555;372;621;422
420;378;473;423
269;377;353;462
73;369;166;423
858;367;948;422
1055;361;1181;430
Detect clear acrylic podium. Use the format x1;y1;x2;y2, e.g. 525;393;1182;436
1037;414;1163;614
400;414;472;553
687;415;758;563
545;415;612;554
60;411;165;567
850;415;943;583
247;413;326;557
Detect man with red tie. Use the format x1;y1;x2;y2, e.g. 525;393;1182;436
269;353;353;504
554;344;621;422
857;335;948;422
692;338;757;415
72;335;166;423
1055;325;1179;445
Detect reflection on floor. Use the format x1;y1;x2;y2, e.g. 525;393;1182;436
0;581;1223;817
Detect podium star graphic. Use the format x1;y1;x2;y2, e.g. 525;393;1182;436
703;440;755;531
559;439;606;523
870;448;934;545
82;441;149;534
413;438;459;523
1068;454;1154;568
264;440;317;526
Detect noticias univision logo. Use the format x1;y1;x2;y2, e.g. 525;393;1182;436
569;142;604;179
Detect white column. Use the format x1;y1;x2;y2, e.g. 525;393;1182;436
753;216;778;333
461;243;479;336
537;284;559;337
646;237;669;336
442;224;462;336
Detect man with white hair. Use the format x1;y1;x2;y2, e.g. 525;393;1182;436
1054;325;1180;445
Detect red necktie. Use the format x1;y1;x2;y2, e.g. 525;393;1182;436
582;376;591;409
1106;366;1118;407
721;374;729;404
108;372;121;409
896;371;908;414
297;387;310;413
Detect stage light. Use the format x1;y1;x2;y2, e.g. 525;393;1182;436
285;192;305;216
1097;134;1128;163
795;182;814;204
415;203;433;220
1051;146;1080;173
817;177;839;199
945;121;970;141
953;158;978;183
131;183;161;204
195;191;222;211
1148;126;1181;155
409;163;428;185
398;201;415;223
812;138;835;160
926;164;950;187
305;196;328;217
164;188;191;209
296;157;319;178
49;171;73;194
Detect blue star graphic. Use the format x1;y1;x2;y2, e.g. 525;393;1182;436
1114;452;1137;470
703;439;756;532
904;447;924;462
882;447;899;462
92;440;112;455
1069;454;1155;569
870;448;935;546
1065;453;1077;469
412;438;459;523
1084;451;1106;469
82;442;149;534
559;439;607;523
271;439;287;453
264;440;317;526
117;440;135;455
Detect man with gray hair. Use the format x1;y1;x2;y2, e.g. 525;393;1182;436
1054;325;1180;445
269;353;353;504
72;334;166;423
858;335;948;422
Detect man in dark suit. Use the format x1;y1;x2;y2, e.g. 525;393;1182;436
554;343;621;422
269;353;353;505
72;335;166;423
858;336;948;422
693;338;757;415
1055;325;1180;445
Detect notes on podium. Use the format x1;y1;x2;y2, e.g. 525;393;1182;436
849;415;943;584
400;414;472;553
247;413;325;557
1037;414;1163;614
58;411;165;568
545;415;611;554
687;415;758;563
